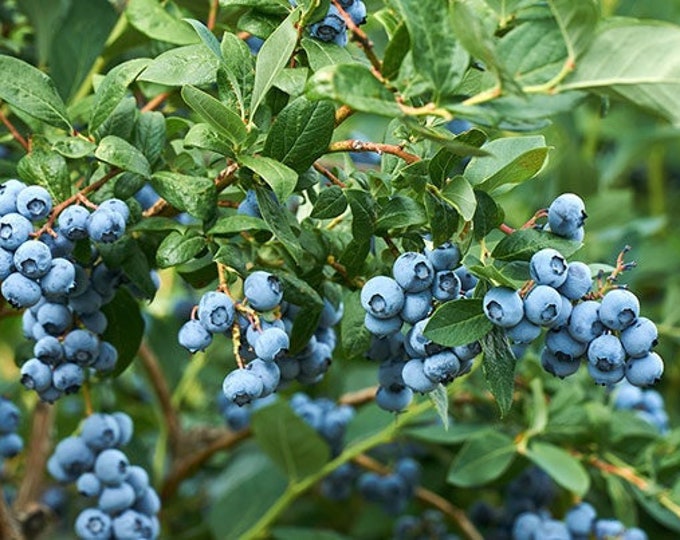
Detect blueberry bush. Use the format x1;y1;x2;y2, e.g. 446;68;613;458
1;0;680;538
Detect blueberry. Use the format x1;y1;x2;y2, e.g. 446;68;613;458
77;472;102;497
424;242;461;271
536;519;570;539
63;329;100;366
246;358;281;395
81;413;121;451
431;270;461;301
0;398;20;433
93;341;118;373
81;310;108;334
0;247;13;280
557;261;592;300
52;436;95;480
524;285;562;326
512;512;542;540
378;359;407;389
588;358;625;385
309;5;347;44
20;358;53;392
98;482;135;514
98;198;130;223
318;298;344;328
74;508;112;540
297;341;332;380
594;519;625;538
0;433;23;457
541;347;581;379
346;0;367;25
568;300;605;343
38;227;74;258
0;212;32;251
506;318;542;344
112;412;134;445
361;276;405;319
58;205;91;240
405;318;442;357
454;266;478;292
52;363;85;394
483;287;524;328
392;252;435;293
40;257;76;297
565;502;597;536
134;183;160;210
364;312;402;337
37;302;73;335
375;385;413;412
197;291;235;333
125;466;150;498
642;389;664;412
237;189;261;217
529;248;568;287
423;350;460;384
2;272;42;308
453;341;482;362
178;320;213;353
599;288;640;330
246;318;285;349
315;326;337;349
112;509;154;539
253;327;289;362
614;381;643;410
222;369;264;406
95;448;130;486
16;185;52;221
402;358;437;393
0;179;26;214
625;352;664;387
548;294;573;329
588;334;625;371
133;486;161;515
545;327;587;362
87;208;126;243
548;193;586;238
243;271;283;311
623;528;648;540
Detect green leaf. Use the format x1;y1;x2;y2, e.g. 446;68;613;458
405;123;489;157
95;136;151;178
239;155;298;203
547;0;599;60
151;172;217;220
133;111;166;167
338;238;370;277
220;32;255;118
17;145;71;202
340;290;371;358
47;0;119;102
468;264;521;289
439;176;476;221
306;63;402;117
15;0;70;66
263;96;336;174
213;244;249;276
125;0;200;45
156;230;206;268
407;423;489;445
102;288;145;377
465;136;549;192
346;189;375;243
272;527;349;540
93;96;137;141
209;215;270;235
251;400;330;480
560;21;680;125
375;196;427;231
181;85;247;148
424;191;459;247
424;299;493;347
393;0;470;99
429;384;450;430
310;186;347;219
526;441;590;496
447;431;516;487
184;123;235;156
382;22;411;80
250;8;300;116
481;326;516;417
139;44;220;86
0;55;71;130
255;187;304;264
301;37;353;71
491;228;582;262
631;485;680;533
208;452;287;540
52;136;96;159
473;190;504;240
183;18;222;60
90;58;151;133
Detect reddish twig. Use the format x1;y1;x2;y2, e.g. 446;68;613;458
328;140;420;164
207;0;219;31
313;162;347;188
521;209;548;229
0;108;29;152
141;92;171;113
498;223;515;235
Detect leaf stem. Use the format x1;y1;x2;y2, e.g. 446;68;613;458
328;140;420;164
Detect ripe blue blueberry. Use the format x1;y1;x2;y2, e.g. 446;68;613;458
38;227;74;258
557;261;591;300
0;398;20;432
58;205;90;240
454;265;478;292
40;257;76;298
0;433;23;457
594;519;625;539
567;300;605;343
98;198;130;223
599;288;640;330
364;312;402;337
52;436;95;480
453;341;481;362
620;317;658;358
512;512;541;540
529;248;568;287
625;352;664;387
401;358;437;393
565;502;597;536
423;350;460;384
346;0;367;25
80;310;108;334
375;385;413;412
133;487;161;515
222;369;264;406
37;302;72;335
547;193;587;238
52;363;85;394
392;252;435;293
0;179;26;214
588;334;626;372
20;358;52;392
244;271;283;311
545;327;587;362
16;185;52;221
483;287;524;328
431;270;461;302
178;320;213;353
87;208;126;243
98;482;136;514
253;327;289;362
424;242;461;271
77;472;102;497
246;358;281;395
506;318;541;344
95;448;130;486
197;291;235;333
125;466;150;498
237;189;261;218
0;213;32;251
112;412;134;446
63;329;100;366
309;5;347;45
0;247;13;280
74;508;112;540
405;318;442;357
112;509;155;539
319;298;344;328
13;240;52;279
541;347;581;379
361;276;405;319
81;413;121;451
93;341;118;373
400;290;432;324
523;285;562;326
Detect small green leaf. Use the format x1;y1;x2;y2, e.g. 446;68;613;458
181;85;248;148
429;384;450;430
220;32;255;118
17;145;71;202
209;215;270;236
407;423;489;445
439;176;476;221
481;326;516;417
263;96;336;174
300;37;353;70
382;22;411;80
467;264;522;289
255;187;304;264
102;288;145;377
184;123;235;156
139;44;220;86
527;442;590;496
310;186;347;219
95;135;151;178
425;299;493;347
251;9;300;116
125;0;200;45
213;244;249;276
156;230;206;268
251;400;330;480
424;191;459;247
239;155;298;203
52;137;96;159
473;190;504;240
133;111;166;167
183;18;222;59
375;196;427;231
492;228;582;262
340;290;371;358
346;189;375;243
151;172;217;220
0;54;71;130
548;0;599;60
447;431;516;487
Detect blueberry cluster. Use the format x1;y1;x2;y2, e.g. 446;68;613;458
613;380;668;434
358;457;421;515
484;247;662;386
360;243;481;412
179;271;343;406
290;392;354;455
0;179;131;402
0;397;22;465
308;0;367;47
47;412;160;539
394;509;460;540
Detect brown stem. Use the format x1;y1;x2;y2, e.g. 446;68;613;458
313;162;347;189
339;386;378;406
334;105;354;126
0;108;29;152
498;223;515;235
207;0;219;31
328;140;420;164
521;209;548;230
382;236;400;258
141;92;171;113
352;454;483;540
331;1;382;77
138;341;182;457
13;403;55;514
161;428;251;501
0;495;23;540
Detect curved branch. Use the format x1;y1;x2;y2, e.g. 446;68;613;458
327;140;420;164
